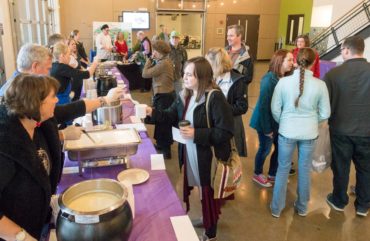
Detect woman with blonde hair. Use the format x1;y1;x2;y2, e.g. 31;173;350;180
206;47;247;157
67;38;85;101
115;31;128;59
270;48;330;217
70;29;89;67
50;42;97;105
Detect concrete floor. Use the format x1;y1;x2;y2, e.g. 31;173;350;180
131;61;369;241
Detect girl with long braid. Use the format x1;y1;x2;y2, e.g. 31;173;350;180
269;48;331;218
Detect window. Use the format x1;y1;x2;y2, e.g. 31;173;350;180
10;0;58;51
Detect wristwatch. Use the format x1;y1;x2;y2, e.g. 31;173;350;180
15;229;26;241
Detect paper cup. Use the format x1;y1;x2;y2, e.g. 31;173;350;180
135;104;147;119
82;114;93;131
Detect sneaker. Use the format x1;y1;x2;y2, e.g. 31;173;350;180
253;174;272;187
356;210;368;217
191;217;204;228
270;204;280;218
326;193;344;212
267;175;275;183
294;202;307;217
289;168;296;176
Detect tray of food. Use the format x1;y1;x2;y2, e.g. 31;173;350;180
65;129;141;161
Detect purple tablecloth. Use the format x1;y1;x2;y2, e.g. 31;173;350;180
57;68;185;241
319;60;337;79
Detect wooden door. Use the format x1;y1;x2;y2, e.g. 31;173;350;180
225;15;260;60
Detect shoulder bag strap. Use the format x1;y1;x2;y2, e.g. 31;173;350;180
205;89;219;157
206;89;238;162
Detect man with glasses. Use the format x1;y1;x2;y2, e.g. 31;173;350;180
324;36;370;217
96;24;113;61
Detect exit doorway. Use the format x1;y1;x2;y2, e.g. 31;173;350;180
156;12;204;58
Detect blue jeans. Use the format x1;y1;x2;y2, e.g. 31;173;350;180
254;131;278;176
271;135;316;215
330;134;370;212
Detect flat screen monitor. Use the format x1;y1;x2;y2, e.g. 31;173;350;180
122;12;150;30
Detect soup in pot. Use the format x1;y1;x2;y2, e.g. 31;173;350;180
68;191;120;212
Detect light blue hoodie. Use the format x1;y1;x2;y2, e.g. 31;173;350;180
271;69;330;140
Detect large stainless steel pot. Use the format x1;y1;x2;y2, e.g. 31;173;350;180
97;75;117;96
57;179;133;241
92;101;122;126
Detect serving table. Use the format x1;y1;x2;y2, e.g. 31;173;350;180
56;67;185;241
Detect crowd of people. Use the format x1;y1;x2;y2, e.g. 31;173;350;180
0;20;369;241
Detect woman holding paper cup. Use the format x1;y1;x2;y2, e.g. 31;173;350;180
0;74;63;241
142;40;176;159
146;57;234;241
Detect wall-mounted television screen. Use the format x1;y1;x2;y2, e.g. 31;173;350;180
122;11;150;29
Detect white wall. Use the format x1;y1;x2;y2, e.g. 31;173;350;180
311;5;333;27
331;0;363;23
313;0;370;62
313;0;363;25
0;0;16;79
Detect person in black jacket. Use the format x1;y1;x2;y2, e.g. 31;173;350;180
50;42;97;105
146;57;234;241
324;36;370;217
0;74;62;241
206;47;248;156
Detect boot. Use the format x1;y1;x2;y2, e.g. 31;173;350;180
200;232;217;241
191;217;204;228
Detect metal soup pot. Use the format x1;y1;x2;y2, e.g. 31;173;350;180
57;179;133;241
92;100;123;126
97;75;117;97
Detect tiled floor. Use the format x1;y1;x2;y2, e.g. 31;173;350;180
131;61;369;241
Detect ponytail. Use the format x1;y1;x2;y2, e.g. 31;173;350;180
295;60;306;107
295;48;316;108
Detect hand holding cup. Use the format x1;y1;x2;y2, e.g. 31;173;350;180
179;120;194;139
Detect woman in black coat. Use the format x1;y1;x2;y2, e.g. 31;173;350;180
0;74;62;241
146;57;234;241
206;47;248;156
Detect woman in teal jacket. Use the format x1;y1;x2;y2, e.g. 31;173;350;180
250;49;294;187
